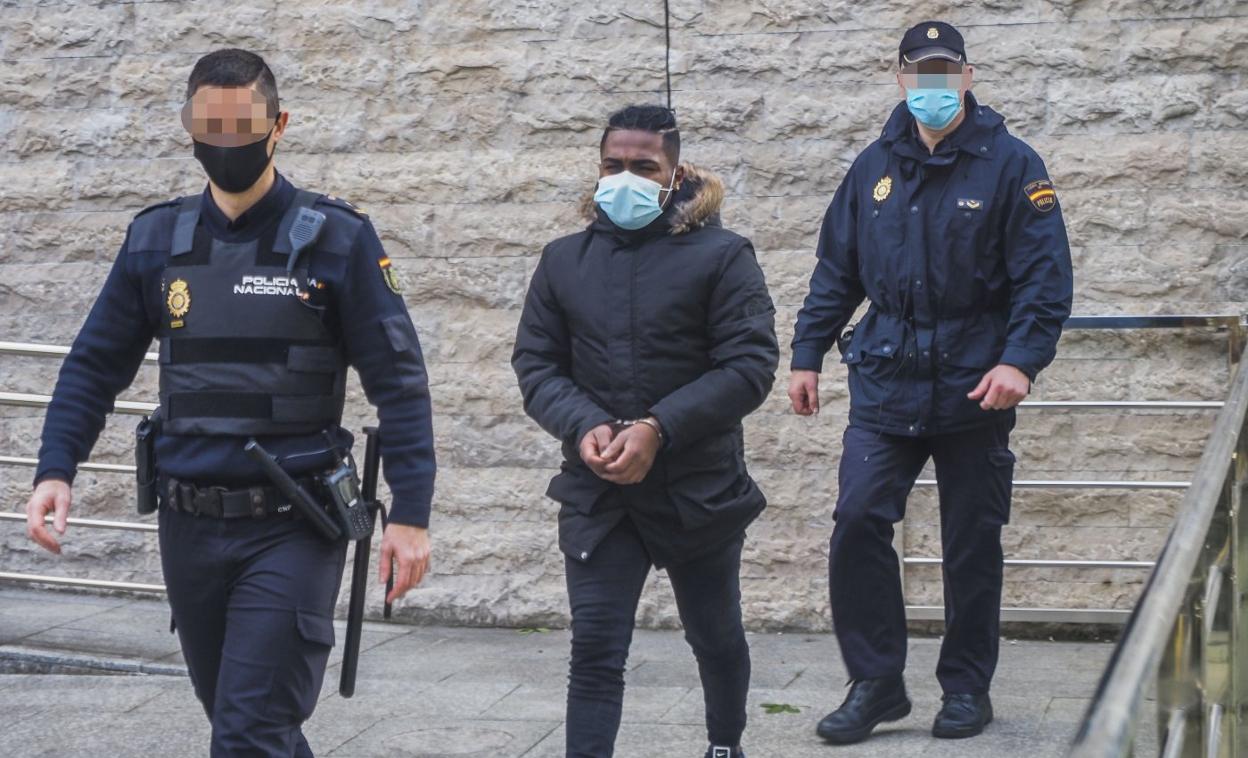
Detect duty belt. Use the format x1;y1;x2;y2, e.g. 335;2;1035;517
164;476;326;520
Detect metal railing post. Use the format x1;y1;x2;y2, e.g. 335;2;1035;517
1158;567;1203;757
1199;480;1233;758
1230;410;1248;756
1227;316;1245;369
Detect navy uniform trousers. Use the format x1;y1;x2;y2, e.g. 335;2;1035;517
159;503;347;757
830;415;1016;695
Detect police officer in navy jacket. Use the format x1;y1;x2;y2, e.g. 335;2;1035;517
24;49;436;757
787;22;1073;744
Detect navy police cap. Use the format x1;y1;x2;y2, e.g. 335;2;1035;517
899;21;966;65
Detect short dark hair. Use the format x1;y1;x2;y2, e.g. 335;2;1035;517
186;49;279;115
600;105;680;163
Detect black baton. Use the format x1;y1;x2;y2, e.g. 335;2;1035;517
243;439;342;541
340;426;386;697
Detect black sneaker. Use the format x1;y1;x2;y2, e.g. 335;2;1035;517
932;693;993;739
815;675;912;745
703;746;744;758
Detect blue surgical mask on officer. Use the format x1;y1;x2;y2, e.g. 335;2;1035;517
905;87;962;130
594;169;677;230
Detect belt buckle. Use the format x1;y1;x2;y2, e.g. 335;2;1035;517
193;486;224;517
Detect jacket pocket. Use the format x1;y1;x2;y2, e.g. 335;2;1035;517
935;317;1007;370
546;464;612;515
841;330;904;410
664;432;747;530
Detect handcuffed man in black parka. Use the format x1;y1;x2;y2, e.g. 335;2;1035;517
512;105;779;758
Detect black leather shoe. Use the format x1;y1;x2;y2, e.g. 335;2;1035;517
703;746;744;758
932;693;993;738
816;675;912;744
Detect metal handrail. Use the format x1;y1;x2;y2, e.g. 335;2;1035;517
0;572;164;593
0;455;135;474
1;319;1243;615
1069;361;1248;757
0;512;157;534
0;341;158;363
1063;315;1244;330
0;387;1224;415
0;391;156;415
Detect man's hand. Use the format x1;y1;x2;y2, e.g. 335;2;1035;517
379;524;431;604
968;364;1031;411
579;423;617;478
26;479;72;554
788;370;821;416
600;421;662;485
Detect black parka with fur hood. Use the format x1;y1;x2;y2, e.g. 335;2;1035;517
512;164;779;567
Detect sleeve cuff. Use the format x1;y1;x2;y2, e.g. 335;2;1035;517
790;345;826;373
386;510;430;529
573;412;616;449
646;408;677;451
34;452;77;488
385;487;432;529
997;347;1039;381
34;468;74;488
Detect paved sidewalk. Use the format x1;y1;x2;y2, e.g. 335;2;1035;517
0;587;1147;757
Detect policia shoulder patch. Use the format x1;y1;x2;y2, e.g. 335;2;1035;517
378;256;402;294
1023;179;1057;213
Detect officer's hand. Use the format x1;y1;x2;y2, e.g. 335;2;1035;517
25;479;72;554
600;422;662;485
379;524;431;604
788;370;821;415
969;365;1031;411
579;424;616;478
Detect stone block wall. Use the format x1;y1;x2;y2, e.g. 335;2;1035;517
1;0;1245;631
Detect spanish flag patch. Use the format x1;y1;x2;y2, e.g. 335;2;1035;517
1023;179;1057;213
378;256;402;294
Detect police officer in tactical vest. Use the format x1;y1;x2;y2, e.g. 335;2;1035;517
24;49;436;757
788;23;1073;744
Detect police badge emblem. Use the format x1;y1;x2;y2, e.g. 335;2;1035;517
927;27;939;39
873;176;893;203
166;279;190;328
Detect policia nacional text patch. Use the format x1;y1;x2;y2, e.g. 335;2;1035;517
1024;179;1057;213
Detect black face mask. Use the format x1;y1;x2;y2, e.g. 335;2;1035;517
193;129;274;193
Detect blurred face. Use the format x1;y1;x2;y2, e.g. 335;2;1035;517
599;129;684;205
896;58;974;101
180;84;288;193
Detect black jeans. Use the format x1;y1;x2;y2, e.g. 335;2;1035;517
829;417;1016;695
159;505;347;757
564;516;750;757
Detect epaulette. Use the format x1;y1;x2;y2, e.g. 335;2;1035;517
127;198;185;253
133;198;180;219
316;194;369;218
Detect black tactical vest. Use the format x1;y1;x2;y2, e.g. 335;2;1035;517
152;190;348;436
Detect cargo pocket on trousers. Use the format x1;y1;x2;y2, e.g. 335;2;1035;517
265;608;336;723
986;447;1017;525
295;607;336;648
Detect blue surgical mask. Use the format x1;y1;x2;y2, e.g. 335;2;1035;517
594;169;677;230
905;88;962;130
